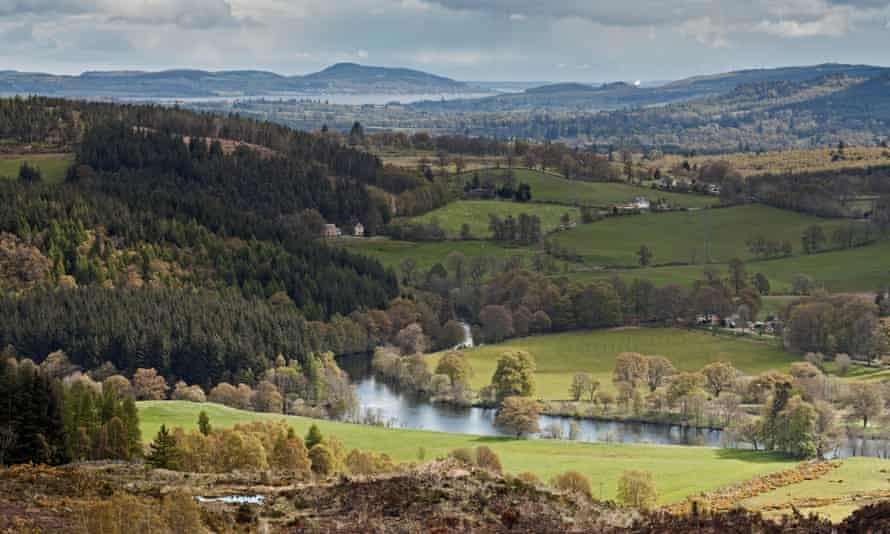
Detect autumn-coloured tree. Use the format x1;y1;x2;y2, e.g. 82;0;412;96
435;351;473;387
309;444;336;476
495;396;541;437
491;350;536;401
617;470;658;509
613;352;648;389
253;381;283;413
701;362;738;397
550;471;592;499
645;356;676;392
132;368;169;401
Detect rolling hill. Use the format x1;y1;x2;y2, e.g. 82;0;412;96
0;63;470;98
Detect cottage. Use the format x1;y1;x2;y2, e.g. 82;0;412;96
353;223;365;237
322;224;342;238
633;197;651;210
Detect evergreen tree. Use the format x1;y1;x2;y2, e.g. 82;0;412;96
305;424;324;450
146;424;180;470
198;411;212;436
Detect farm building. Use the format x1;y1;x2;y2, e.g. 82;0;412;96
322;224;342;238
353;223;365;237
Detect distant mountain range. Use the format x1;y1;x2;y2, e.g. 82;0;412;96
411;63;890;112
0;63;471;98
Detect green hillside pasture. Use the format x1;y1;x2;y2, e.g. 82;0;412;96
429;328;795;400
551;205;852;266
138;400;796;504
335;238;546;273
0;153;73;183
742;458;890;521
460;168;716;209
566;239;890;294
407;200;580;239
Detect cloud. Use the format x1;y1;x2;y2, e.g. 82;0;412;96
675;17;731;48
509;13;526;21
753;9;852;37
357;49;369;58
0;0;244;29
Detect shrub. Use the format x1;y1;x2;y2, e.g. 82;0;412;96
449;447;475;465
475;446;503;473
617;469;658;509
517;471;542;486
550;470;593;499
309;444;336;476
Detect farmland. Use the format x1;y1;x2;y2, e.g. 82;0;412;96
335;237;549;272
550;205;853;266
0;153;73;183
567;239;890;294
406;200;580;239
429;328;796;400
138;400;797;504
741;458;890;521
458;168;717;209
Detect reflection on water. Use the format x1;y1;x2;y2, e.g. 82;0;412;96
342;355;722;447
340;354;890;458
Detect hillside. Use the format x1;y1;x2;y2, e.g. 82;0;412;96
0;63;470;98
411;63;890;113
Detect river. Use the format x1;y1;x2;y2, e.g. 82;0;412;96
338;352;890;458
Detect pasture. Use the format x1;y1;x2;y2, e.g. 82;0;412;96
0;153;74;183
742;458;890;521
551;205;854;266
568;239;890;294
335;237;547;272
138;400;797;504
407;200;580;239
459;168;717;209
429;328;796;400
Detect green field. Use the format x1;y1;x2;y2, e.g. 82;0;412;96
0;153;73;183
407;200;580;239
551;205;851;267
461;168;717;209
335;238;546;273
568;240;890;293
431;328;796;400
138;400;796;504
742;458;890;521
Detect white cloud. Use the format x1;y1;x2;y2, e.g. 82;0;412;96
357;49;369;58
675;17;731;48
509;13;526;21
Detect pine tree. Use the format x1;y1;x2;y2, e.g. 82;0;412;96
146;424;179;470
305;424;324;450
198;411;211;436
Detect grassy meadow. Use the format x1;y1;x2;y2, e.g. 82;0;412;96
0;153;73;183
430;328;796;400
138;400;797;504
742;458;890;521
407;200;580;239
335;238;552;272
567;239;890;294
651;146;890;178
459;168;717;209
551;205;852;267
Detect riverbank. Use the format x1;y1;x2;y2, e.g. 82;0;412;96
138;400;797;504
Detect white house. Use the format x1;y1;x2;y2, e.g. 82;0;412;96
322;224;342;238
630;197;651;210
353;223;365;237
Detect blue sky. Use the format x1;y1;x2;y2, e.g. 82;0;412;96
1;0;889;81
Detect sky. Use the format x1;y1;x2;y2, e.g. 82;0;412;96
2;0;890;82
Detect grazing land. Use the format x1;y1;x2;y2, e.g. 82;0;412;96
651;146;890;178
429;328;796;399
742;458;890;521
551;205;853;266
406;200;580;239
335;237;548;272
138;400;797;504
568;239;890;294
0;153;73;183
459;168;717;209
